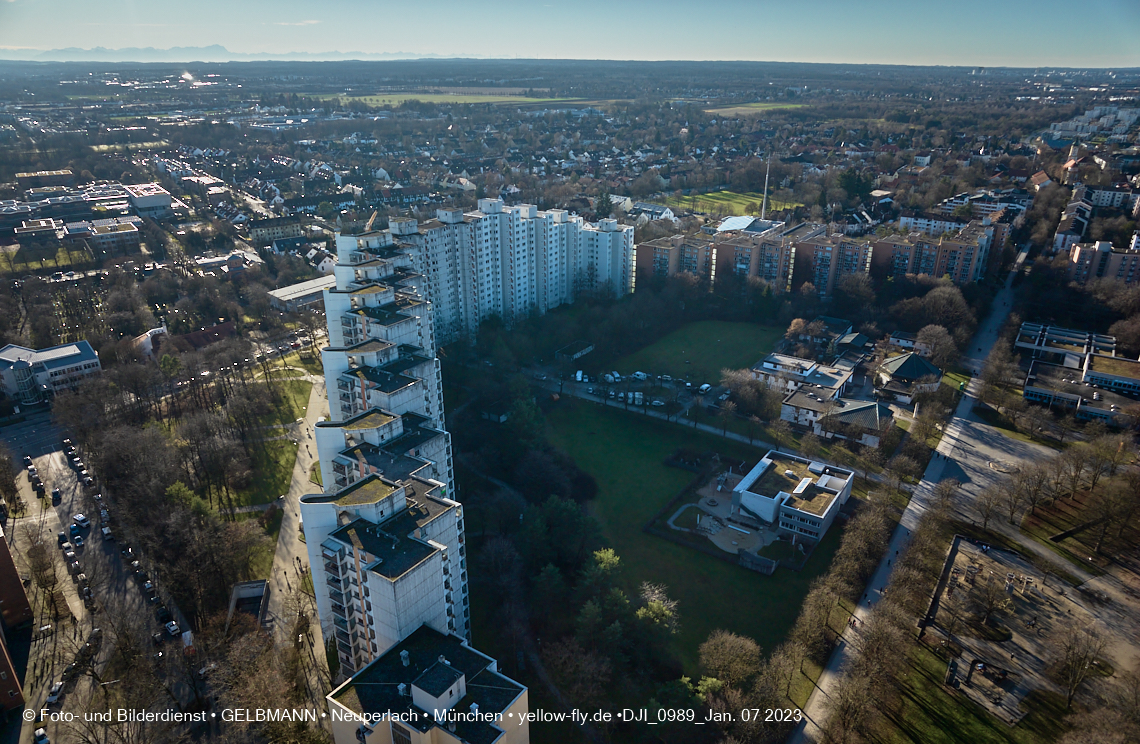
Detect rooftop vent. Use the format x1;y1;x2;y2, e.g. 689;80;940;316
400;650;409;667
784;470;796;478
470;703;479;715
398;682;407;696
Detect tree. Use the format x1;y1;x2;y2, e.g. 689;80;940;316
974;487;1002;530
1057;620;1108;707
595;191;614;219
542;638;612;710
932;478;960;512
0;443;19;510
316;201;335;218
799;432;821;460
916;324;959;370
972;574;1012;625
1088;481;1132;553
1003;478;1027;525
1013;462;1053;516
717;400;738;435
699;630;760;688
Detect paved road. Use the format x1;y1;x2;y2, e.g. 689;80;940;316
261;376;334;712
789;251;1092;743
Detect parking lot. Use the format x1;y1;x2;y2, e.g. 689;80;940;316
5;433;194;744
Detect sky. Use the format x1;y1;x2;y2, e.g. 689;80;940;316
1;0;1139;67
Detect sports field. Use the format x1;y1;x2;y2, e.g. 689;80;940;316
613;320;782;385
546;400;842;672
664;189;804;216
703;102;807;116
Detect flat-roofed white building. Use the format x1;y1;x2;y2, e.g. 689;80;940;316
0;341;101;405
731;451;854;541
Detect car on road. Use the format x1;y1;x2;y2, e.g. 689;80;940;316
73;514;90;528
165;621;180;637
46;681;63;703
651;399;665;406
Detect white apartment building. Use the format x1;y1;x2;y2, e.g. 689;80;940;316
304;225;467;684
393;199;635;343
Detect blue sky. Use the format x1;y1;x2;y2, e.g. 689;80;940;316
1;0;1138;66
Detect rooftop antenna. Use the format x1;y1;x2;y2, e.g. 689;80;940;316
760;150;772;221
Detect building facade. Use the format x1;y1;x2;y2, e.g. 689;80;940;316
393;199;635;343
1068;241;1140;286
304;225;529;744
0;341;101;405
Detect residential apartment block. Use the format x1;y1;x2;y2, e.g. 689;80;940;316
1067;241;1140;286
0;340;101;405
392;199;634;343
792;234;874;296
635;222;820;293
304;224;529;744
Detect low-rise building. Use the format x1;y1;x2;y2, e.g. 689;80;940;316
268;275;337;312
0;341;101;405
249;216;303;244
751;353;853;398
730;451;854;541
875;352;942;403
1023;361;1134;425
1014;322;1116;366
124;183;172;219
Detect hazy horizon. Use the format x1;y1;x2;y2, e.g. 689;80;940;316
1;0;1139;68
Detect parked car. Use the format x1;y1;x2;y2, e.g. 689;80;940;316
33;727;50;744
165;621;180;637
72;535;85;548
46;681;63;703
102;527;113;541
72;514;90;528
51;488;61;505
22;455;32;467
57;532;68;547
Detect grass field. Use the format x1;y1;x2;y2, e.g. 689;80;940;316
702;102;807;116
89;141;169;152
234;439;298;508
663;189;803;216
545;399;843;673
313;93;576;106
0;243;92;275
613;320;783;385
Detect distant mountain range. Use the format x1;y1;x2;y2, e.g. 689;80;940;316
0;45;471;63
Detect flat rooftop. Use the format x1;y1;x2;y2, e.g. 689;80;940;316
1088;354;1140;380
747;452;852;517
1028;361;1137;414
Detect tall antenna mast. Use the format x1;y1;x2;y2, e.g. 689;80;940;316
760;150;772;221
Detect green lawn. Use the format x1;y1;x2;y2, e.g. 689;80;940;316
613;320;783;385
546;399;843;673
663;190;804;216
702;102;808;116
879;643;1068;744
257;379;314;427
233;439;299;508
